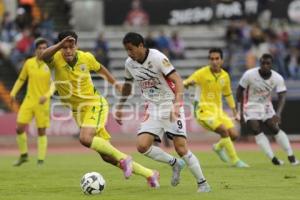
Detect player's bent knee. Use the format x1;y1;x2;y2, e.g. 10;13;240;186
137;144;150;154
79;134;93;148
230;133;239;141
16;127;26;134
175;144;188;157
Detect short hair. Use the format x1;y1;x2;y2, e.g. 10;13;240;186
123;32;144;47
209;48;223;59
34;37;48;48
58;30;78;43
260;53;273;62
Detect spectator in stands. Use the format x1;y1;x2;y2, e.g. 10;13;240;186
124;0;149;27
286;45;300;80
266;29;289;78
245;25;269;69
10;28;34;69
169;31;185;60
94;32;110;69
15;7;32;31
156;30;170;57
39;11;54;42
1;11;16;43
144;31;157;49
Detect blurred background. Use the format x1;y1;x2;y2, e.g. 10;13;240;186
1;0;300;147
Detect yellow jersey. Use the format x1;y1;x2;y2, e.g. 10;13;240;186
11;56;51;105
46;50;102;110
186;65;234;111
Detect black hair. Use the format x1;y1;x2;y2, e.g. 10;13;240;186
34;38;48;48
209;48;223;59
260;53;273;62
58;30;78;43
123;32;144;47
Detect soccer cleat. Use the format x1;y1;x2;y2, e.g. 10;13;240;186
13;153;28;167
272;157;284;166
171;158;185;186
197;181;211;193
120;156;133;179
233;160;250;168
288;155;300;166
212;144;229;163
147;170;160;188
37;160;44;166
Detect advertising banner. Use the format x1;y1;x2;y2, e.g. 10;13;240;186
104;0;298;25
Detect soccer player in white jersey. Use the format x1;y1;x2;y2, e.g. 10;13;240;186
237;54;299;166
115;32;211;192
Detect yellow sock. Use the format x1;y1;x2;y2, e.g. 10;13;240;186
132;162;153;178
16;132;28;154
91;137;127;161
116;160;153;178
214;140;223;150
38;135;47;161
220;137;239;164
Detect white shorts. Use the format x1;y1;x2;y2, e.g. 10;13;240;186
243;103;275;122
138;103;187;142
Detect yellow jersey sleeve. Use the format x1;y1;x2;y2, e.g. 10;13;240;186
185;68;203;85
45;51;60;69
85;52;101;72
10;61;29;97
223;73;235;109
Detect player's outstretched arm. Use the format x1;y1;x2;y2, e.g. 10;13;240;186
167;71;184;120
10;62;28;101
97;66;123;93
39;36;75;62
236;85;245;122
275;91;287;124
115;81;132;125
183;78;195;88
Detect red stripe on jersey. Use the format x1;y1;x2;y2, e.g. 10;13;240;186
163;76;183;106
163;75;176;94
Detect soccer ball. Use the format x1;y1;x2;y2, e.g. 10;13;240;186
80;172;105;195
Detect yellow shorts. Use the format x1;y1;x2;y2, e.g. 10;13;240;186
73;97;111;140
17;101;50;128
195;104;234;131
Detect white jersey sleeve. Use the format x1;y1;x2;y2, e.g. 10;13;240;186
239;70;250;89
275;73;286;93
154;51;175;76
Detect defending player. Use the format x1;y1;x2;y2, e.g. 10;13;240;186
184;48;249;168
116;32;211;192
236;53;299;166
10;38;54;166
39;30;159;187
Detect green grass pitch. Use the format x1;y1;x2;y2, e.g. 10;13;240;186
0;151;299;200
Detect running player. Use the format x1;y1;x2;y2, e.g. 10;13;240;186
236;53;299;166
116;32;211;192
10;38;54;166
39;30;159;187
184;48;249;168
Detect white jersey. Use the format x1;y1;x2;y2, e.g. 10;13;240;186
239;67;286;121
125;49;176;103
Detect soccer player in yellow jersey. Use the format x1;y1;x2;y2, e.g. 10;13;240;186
10;38;55;166
184;48;249;168
39;31;159;187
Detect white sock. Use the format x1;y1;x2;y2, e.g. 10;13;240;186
275;130;293;156
182;150;206;183
255;133;274;159
144;145;176;165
